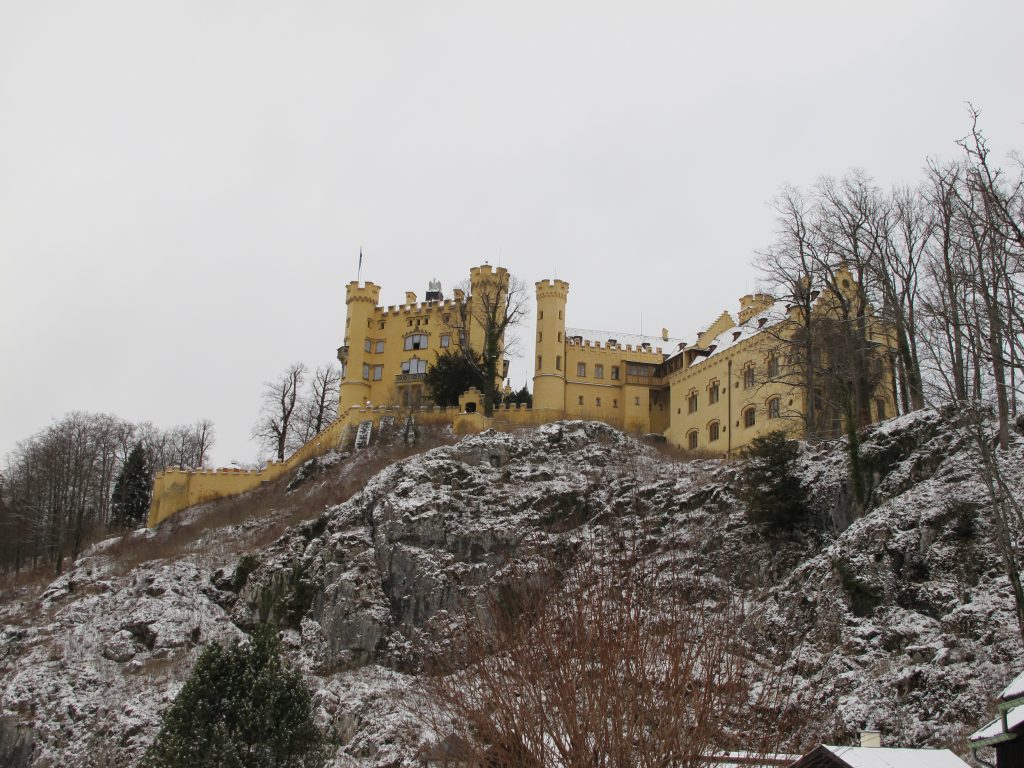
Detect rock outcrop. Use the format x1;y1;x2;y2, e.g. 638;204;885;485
1;413;1022;766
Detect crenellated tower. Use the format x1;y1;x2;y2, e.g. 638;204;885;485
338;280;381;411
533;278;569;413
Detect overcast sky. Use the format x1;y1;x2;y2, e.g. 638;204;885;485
2;1;1023;467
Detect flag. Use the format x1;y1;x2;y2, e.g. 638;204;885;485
358;248;363;281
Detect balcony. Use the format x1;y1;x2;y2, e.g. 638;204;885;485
395;373;426;384
336;345;349;363
625;374;666;388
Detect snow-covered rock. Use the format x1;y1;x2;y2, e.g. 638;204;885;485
1;413;1022;766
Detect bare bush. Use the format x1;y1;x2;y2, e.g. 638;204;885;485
421;534;812;767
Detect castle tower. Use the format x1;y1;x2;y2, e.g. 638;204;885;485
339;280;381;411
533;279;569;413
467;264;509;354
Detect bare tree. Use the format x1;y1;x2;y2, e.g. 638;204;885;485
445;271;529;417
423;537;811;766
293;364;341;447
253;363;306;462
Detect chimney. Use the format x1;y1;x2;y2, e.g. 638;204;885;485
858;730;882;748
662;327;669;341
405;291;417;305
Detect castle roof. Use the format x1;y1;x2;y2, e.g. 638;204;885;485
701;300;790;359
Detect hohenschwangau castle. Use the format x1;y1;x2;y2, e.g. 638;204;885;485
148;263;895;526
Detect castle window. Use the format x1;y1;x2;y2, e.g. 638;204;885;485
372;365;383;381
538;311;543;320
876;398;886;420
613;399;618;408
558;310;563;319
595;397;601;407
768;397;780;419
538;356;543;370
378;320;385;330
443;314;450;324
687;430;698;450
743;406;756;428
743;365;755;389
634;396;640;406
441;334;451;348
556;356;562;371
578;395;584;406
404;333;428;351
594;364;604;379
537;331;542;343
577;362;586;377
687;390;698;414
375;340;384;354
362;363;370;380
402;357;427;375
708;421;720;441
768;356;780;379
611;366;620;380
558;332;563;342
364;339;372;353
709;379;720;404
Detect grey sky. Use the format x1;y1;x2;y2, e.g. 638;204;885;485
2;1;1022;467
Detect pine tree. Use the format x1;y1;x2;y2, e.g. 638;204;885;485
140;627;326;768
737;431;810;535
110;442;151;530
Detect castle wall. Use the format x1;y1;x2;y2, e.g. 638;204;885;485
147;400;549;528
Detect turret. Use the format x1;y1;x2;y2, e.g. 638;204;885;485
339;281;381;411
533;279;569;413
738;293;774;324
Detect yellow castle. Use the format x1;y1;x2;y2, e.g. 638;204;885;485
532;269;895;455
337;264;509;412
147;263;894;527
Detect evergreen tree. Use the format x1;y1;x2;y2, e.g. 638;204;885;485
424;349;485;407
110;442;151;530
508;384;533;407
737;431;810;535
140;627;326;768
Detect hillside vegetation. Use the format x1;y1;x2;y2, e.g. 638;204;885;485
1;410;1022;766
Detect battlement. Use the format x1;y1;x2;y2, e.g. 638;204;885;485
738;293;775;324
470;264;508;280
379;297;463;316
536;278;570;299
567;337;664;356
346;281;381;305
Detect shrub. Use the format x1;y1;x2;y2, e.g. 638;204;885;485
738;431;809;535
139;627;326;768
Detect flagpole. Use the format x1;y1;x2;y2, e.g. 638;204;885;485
358;247;363;283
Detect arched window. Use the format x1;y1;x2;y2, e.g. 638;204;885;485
687;430;698;449
743;406;756;428
708;379;720;404
404;333;428;351
768;397;780;419
708;421;720;442
742;364;755;389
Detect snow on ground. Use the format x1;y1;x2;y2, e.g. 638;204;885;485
1;411;1023;766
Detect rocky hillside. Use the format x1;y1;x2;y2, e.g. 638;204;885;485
1;410;1022;766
